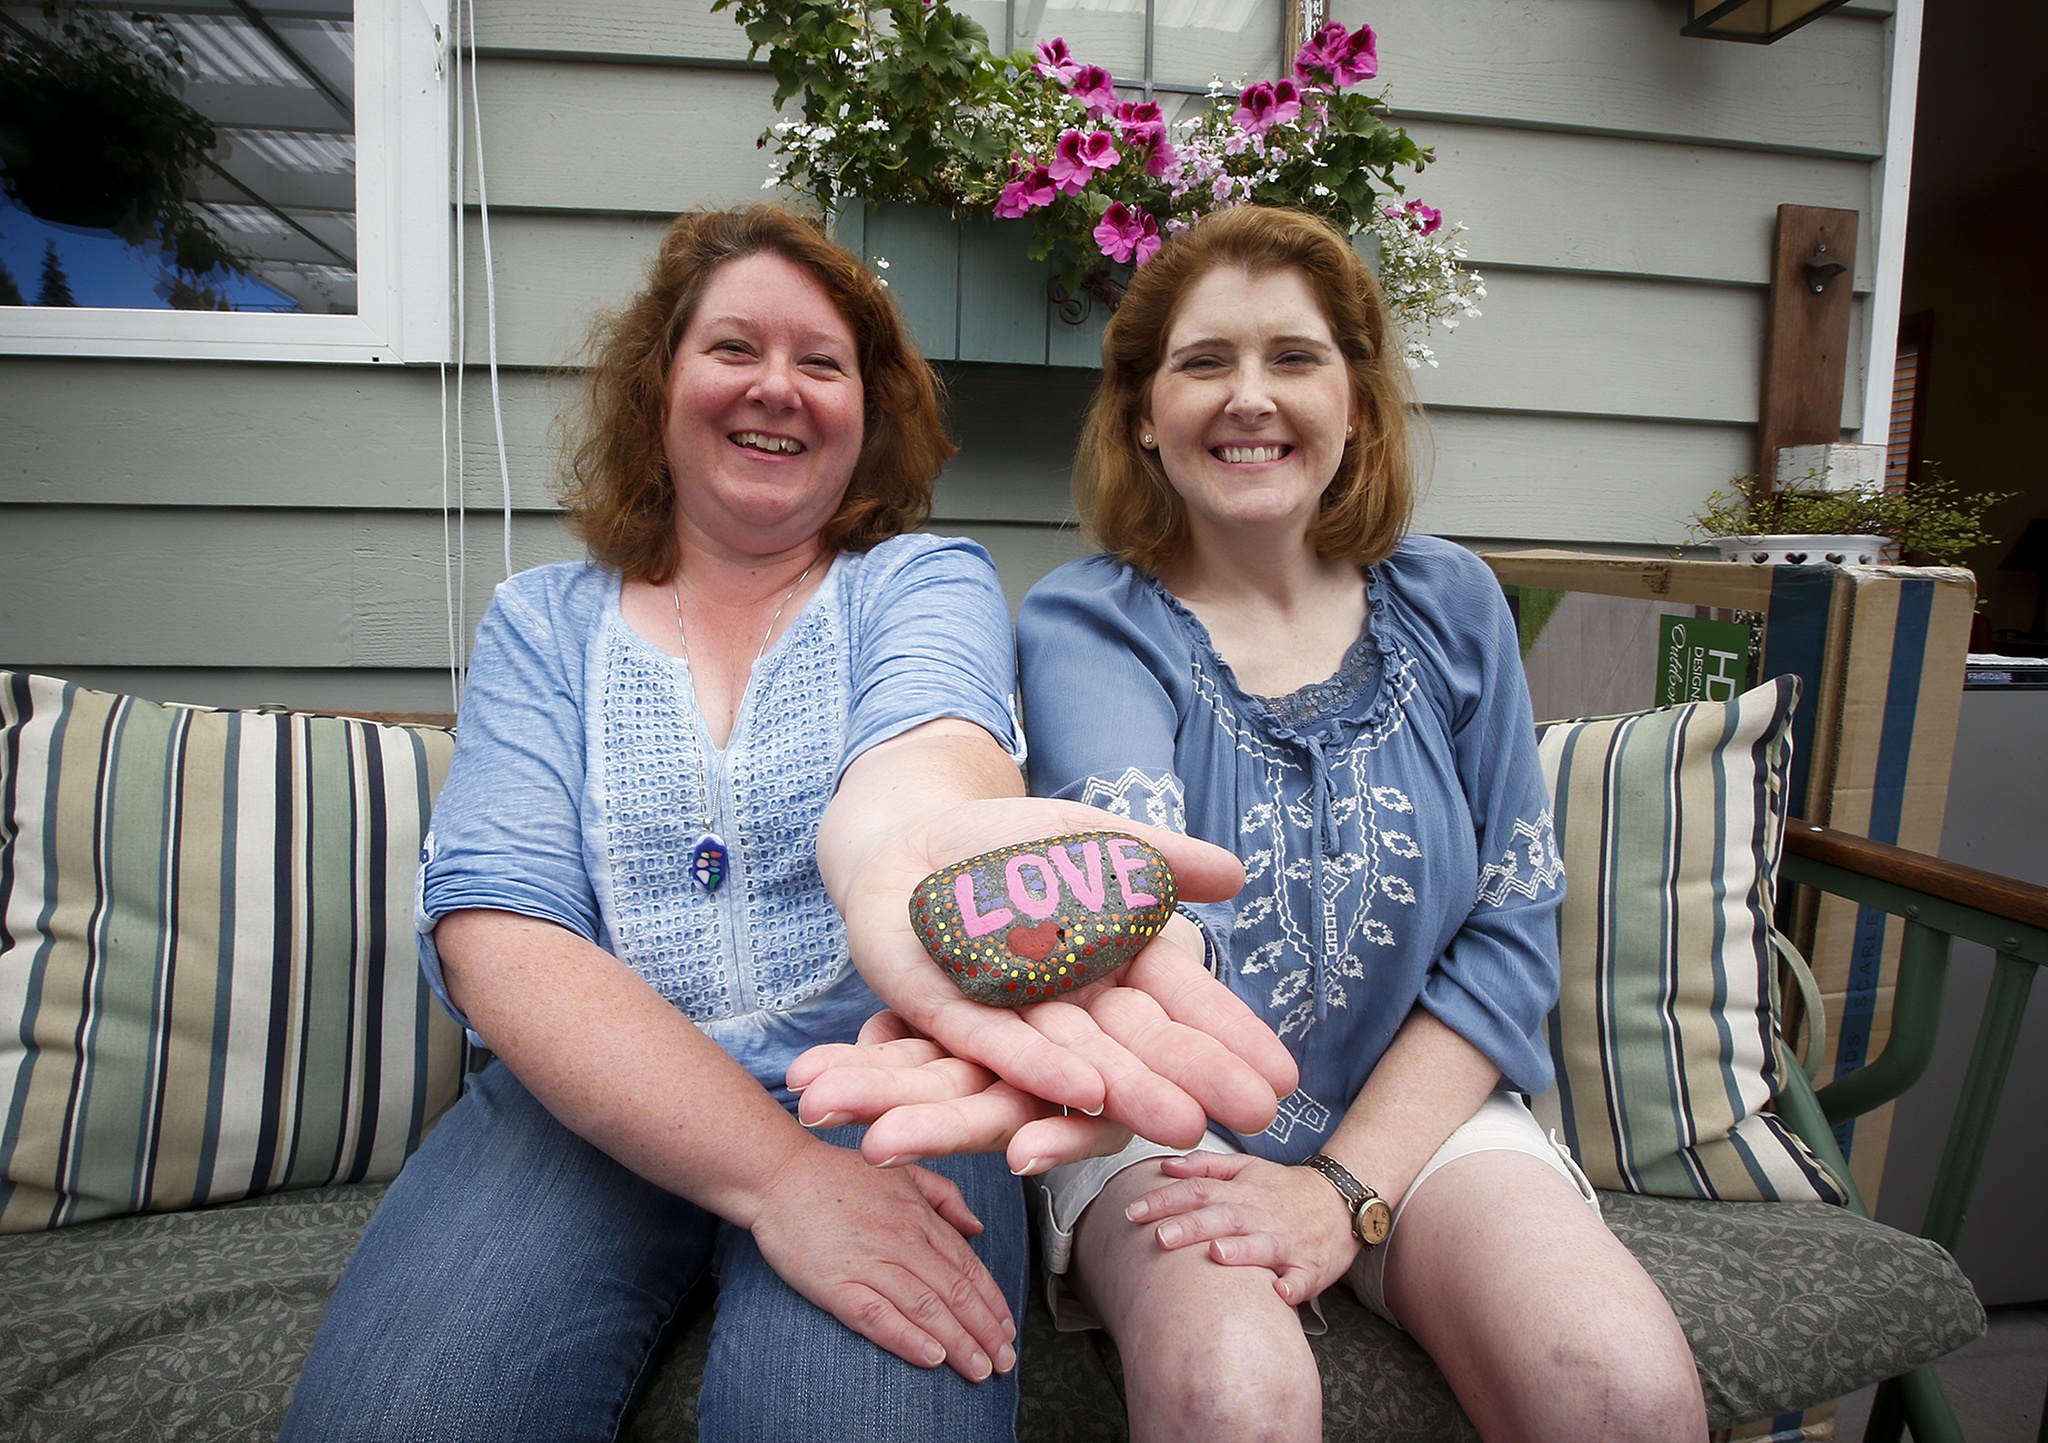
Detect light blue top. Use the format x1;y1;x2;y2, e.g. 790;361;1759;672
417;534;1024;1107
1016;535;1563;1162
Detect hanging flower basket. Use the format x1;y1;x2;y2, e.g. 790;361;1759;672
717;0;1484;366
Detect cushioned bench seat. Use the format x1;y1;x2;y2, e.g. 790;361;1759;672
0;1179;1982;1443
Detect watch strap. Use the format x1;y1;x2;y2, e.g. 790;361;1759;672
1299;1152;1390;1247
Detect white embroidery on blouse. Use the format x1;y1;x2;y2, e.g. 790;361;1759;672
1194;647;1427;1041
1474;811;1564;908
1078;766;1187;832
1264;1087;1334;1146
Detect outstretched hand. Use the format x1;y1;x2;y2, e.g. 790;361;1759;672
814;728;1294;1173
789;1008;1136;1174
808;793;1297;1173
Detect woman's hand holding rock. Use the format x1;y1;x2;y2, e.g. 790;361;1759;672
817;730;1294;1172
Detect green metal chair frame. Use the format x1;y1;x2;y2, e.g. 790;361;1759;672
1771;821;2048;1443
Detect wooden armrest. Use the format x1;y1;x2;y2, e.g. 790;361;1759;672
1779;816;2043;1279
1785;819;2048;931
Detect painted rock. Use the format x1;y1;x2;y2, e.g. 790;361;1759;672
909;832;1178;1008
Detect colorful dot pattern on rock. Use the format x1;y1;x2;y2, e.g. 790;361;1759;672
909;831;1178;1008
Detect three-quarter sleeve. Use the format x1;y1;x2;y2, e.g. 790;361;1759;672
415;572;604;1026
1403;548;1565;1096
1018;562;1239;954
1018;559;1188;826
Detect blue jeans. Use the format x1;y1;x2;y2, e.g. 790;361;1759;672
282;1062;1028;1442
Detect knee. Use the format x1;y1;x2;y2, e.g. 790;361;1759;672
1128;1314;1322;1443
1533;1332;1707;1443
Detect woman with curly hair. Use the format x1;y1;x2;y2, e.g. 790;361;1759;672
282;205;1285;1443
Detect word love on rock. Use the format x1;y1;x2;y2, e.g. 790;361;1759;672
910;832;1178;1007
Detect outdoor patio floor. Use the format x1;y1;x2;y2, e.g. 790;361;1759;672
1832;1303;2047;1441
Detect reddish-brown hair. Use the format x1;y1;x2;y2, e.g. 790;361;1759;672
559;206;954;581
1076;205;1416;572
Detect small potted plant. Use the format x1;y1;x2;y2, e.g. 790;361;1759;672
1684;466;2012;568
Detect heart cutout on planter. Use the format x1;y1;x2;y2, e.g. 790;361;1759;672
1783;552;1809;564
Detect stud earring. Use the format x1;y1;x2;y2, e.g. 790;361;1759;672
1142;434;1155;448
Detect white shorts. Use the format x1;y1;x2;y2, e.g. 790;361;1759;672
1031;1091;1600;1332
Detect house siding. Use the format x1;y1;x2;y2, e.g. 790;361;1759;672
0;0;1903;712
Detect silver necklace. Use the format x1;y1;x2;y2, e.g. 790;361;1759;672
671;555;820;892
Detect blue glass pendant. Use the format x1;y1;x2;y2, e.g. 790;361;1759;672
690;832;729;893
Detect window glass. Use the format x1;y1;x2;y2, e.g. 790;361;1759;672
0;0;357;315
1000;0;1280;97
1151;0;1280;90
1010;0;1146;83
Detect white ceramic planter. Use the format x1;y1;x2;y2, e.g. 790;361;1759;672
1708;534;1897;566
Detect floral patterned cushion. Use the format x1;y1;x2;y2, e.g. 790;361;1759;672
0;1183;1982;1442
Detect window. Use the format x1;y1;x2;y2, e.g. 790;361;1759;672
962;0;1292;119
0;0;448;363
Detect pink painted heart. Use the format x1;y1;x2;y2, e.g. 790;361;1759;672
1006;921;1060;962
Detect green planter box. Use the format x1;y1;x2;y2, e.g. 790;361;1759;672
834;203;1109;368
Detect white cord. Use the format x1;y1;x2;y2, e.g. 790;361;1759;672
449;0;469;703
464;0;514;582
439;358;459;711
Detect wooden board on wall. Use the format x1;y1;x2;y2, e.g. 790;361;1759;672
1757;204;1861;472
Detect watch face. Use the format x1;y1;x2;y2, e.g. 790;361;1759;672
1357;1198;1393;1246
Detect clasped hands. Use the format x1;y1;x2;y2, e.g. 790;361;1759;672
795;797;1298;1177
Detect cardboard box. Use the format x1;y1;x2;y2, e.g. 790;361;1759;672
1484;550;1977;1204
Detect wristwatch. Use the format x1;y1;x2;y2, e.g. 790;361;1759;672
1299;1153;1393;1247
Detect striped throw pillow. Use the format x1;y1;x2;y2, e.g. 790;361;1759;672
1529;675;1845;1204
0;672;467;1233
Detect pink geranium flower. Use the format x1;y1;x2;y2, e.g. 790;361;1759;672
1233;79;1301;133
1033;37;1080;82
994;165;1057;217
1112;100;1165;144
1294;20;1378;87
1111;101;1175;175
1049;129;1119;193
1070;64;1118;114
1385;199;1443;235
1093;202;1161;266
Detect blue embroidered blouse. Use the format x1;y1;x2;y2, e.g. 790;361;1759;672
1016;535;1563;1162
416;534;1024;1107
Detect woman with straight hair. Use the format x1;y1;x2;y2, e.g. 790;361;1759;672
799;205;1708;1441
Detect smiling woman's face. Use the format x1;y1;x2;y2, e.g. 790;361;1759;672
1139;264;1356;547
662;251;866;557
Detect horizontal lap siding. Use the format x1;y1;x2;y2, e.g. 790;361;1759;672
1;0;1900;711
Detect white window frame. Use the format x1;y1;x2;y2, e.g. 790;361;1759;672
0;0;450;364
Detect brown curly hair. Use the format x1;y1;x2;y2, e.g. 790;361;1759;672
1076;206;1416;573
559;206;955;582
